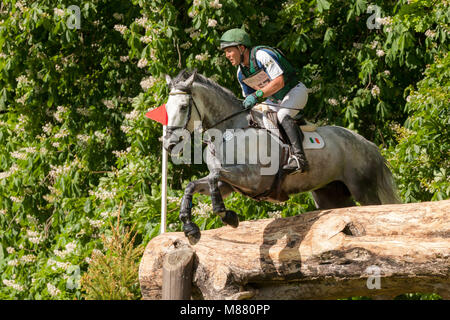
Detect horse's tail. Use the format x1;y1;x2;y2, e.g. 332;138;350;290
376;157;402;204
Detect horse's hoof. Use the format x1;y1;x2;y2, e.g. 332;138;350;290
221;210;239;228
183;222;201;245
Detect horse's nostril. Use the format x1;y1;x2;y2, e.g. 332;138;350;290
167;142;177;152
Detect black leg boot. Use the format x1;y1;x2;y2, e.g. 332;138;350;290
280;115;310;173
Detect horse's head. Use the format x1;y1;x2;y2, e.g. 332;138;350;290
163;70;201;152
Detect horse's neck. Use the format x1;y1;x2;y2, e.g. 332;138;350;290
193;85;247;131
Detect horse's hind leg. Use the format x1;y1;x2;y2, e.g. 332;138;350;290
346;180;382;205
312;181;356;209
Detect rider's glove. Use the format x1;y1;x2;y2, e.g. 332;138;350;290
243;94;258;109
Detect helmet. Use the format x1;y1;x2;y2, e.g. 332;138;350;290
219;28;252;50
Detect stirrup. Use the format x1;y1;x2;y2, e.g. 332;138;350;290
283;154;309;173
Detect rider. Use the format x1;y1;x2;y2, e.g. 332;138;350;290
219;28;309;173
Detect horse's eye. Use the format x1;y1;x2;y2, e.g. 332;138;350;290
180;104;189;110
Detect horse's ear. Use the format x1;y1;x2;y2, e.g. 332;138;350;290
165;74;172;86
183;70;196;88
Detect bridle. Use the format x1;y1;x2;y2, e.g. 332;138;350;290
166;91;203;136
165;90;250;135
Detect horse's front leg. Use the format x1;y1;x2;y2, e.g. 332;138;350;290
179;176;234;244
208;171;239;228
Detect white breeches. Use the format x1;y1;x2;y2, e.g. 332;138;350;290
266;82;309;123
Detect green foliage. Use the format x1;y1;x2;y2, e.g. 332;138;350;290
0;0;448;300
80;206;143;300
386;52;449;202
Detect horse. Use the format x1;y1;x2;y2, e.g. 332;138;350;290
163;69;401;244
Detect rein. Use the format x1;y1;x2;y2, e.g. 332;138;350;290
167;91;304;134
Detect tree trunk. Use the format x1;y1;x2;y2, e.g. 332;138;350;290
139;200;450;300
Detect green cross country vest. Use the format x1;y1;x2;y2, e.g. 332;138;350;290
241;46;300;101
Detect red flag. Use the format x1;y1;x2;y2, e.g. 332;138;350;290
145;104;168;125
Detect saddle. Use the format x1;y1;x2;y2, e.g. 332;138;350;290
248;104;317;143
237;105;316;202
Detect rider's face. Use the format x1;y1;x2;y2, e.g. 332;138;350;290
223;46;242;66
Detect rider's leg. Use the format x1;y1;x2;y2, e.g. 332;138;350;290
277;83;309;173
279;114;309;172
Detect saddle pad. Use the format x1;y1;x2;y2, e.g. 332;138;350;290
300;124;317;132
303;131;325;149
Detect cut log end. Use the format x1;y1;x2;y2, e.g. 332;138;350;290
162;247;195;300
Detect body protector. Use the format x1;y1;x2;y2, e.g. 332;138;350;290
240;46;299;101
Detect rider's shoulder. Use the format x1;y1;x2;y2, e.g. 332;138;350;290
254;47;279;61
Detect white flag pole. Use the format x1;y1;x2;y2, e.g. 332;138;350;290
160;125;168;234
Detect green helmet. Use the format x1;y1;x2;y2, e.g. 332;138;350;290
220;28;252;50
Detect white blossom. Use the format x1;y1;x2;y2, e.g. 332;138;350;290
137;57;148;68
0;164;19;180
94;131;105;140
27;230;44;244
76;107;91;116
47;283;61;297
77;134;90;143
188;10;199;18
192;202;212;218
425;29;437;38
54;106;68;123
3;279;25;292
268;211;282;219
376;49;385;57
113;24;128;35
102;99;115;109
21;254;36;264
8;259;19;267
120;125;132;134
125;110;140;121
195;52;210;62
43;123;53;135
54;128;69;139
112;147;131;158
140;35;152;44
140;76;157;91
49;163;71;179
89;187;118;200
120;55;129;62
371;85;381;97
376;16;393;26
16;75;30;85
53;8;65;17
207;19;218;28
135;17;148;27
209;0;222;9
11;151;27;160
327;98;339;106
180;42;192;50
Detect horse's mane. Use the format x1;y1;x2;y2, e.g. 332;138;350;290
172;69;242;108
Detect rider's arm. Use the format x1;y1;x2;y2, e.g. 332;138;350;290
259;74;284;99
255;50;285;99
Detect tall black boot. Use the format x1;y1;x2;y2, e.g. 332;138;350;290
280;115;309;173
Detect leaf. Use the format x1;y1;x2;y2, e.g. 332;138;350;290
317;0;331;13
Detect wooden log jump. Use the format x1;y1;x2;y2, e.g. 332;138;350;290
139;200;450;300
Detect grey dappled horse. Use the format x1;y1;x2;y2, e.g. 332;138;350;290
163;70;400;244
